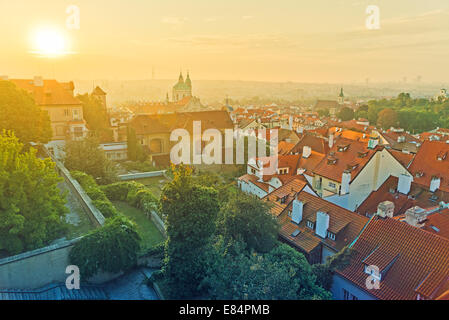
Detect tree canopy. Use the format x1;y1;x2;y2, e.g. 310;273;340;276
0;131;68;255
337;107;355;121
217;193;279;253
77;93;112;142
0;80;52;143
160;164;220;298
69;215;141;278
64;134;117;184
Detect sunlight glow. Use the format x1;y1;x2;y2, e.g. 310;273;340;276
31;28;68;57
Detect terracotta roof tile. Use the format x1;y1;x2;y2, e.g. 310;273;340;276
337;217;449;300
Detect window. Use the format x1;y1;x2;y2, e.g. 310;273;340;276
73;109;80;120
343;289;358;300
327;231;336;241
64;109;70;117
306;220;314;229
328;182;336;188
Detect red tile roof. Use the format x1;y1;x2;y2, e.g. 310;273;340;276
313;137;378;183
357;175;449;217
10;79;80;106
337;217;449;300
290;133;329;155
238;174;270;193
263;178;309;217
278;191;369;254
409;140;449;192
388;149;414;168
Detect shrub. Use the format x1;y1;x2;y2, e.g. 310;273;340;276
135;189;158;213
69;216;141;279
92;200;119;218
101;182;133;201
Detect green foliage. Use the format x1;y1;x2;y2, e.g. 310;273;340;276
337;107;355;121
126;127;146;162
317;108;330;117
312;246;353;290
71;170;117;218
0;131;68;255
64;134;118;184
69;216;141;279
377;108;398;129
92;200;119;218
204;241;331;300
121;160;158;172
0;81;52;143
101;181;158;214
77;93;112;141
160;164;220;298
218;193;279;253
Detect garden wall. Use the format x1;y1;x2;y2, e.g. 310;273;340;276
118;170;166;181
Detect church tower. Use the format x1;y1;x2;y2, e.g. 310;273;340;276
172;71;193;102
338;87;345;104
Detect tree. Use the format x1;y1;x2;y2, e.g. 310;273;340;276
126;126;145;161
218;193;279;253
77;93;112;142
64;134;117;184
160;164;220;298
0;131;68;255
377;108;398;129
204;242;331;300
337;107;355;121
312;246;353;290
69;216;141;278
0;80;52;143
317;109;330;117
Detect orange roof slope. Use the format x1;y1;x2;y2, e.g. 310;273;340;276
337;217;449;300
357;176;449;217
263;178;308;217
278;191;369;253
10;79;80;106
313;137;377;183
409;140;449;192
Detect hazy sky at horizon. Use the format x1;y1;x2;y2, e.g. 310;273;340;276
1;0;448;83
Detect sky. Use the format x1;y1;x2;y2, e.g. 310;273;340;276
0;0;449;83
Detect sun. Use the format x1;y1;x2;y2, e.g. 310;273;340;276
31;28;68;57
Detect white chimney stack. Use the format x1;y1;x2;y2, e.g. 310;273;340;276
291;200;303;224
33;76;44;87
377;201;395;218
302;146;311;159
405;206;427;228
315;211;330;238
289;116;293;131
430;177;441;193
397;174;412;195
341;172;351;195
329;134;334;148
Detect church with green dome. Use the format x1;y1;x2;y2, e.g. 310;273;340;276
172;71;192;102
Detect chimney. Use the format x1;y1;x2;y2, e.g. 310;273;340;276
430;176;441;193
329;134;334;148
302;146;312;158
289;116;293;130
377;201;394;218
315;211;330;238
33;76;44;87
405;206;427;228
397;174;412;195
291;200;303;224
368;136;379;149
341;171;351;195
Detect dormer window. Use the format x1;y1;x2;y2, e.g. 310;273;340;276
280;195;288;204
327;231;336;241
358;151;368;158
337;144;350;152
327;157;338;165
306;220;315;229
415;171;424;178
437;151;447;161
346;163;359;172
